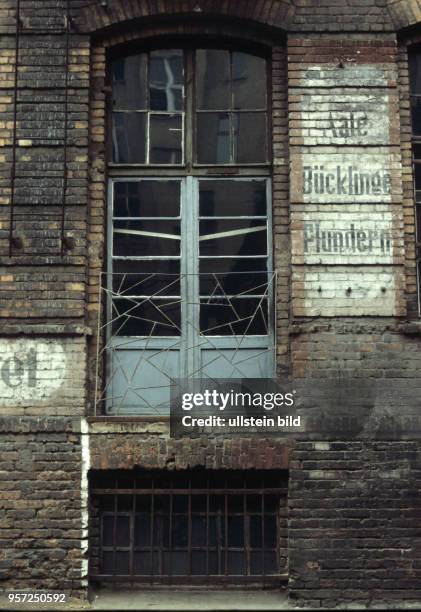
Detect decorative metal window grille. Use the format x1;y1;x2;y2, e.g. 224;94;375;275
90;470;288;585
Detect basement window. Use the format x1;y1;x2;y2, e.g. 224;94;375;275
90;470;288;586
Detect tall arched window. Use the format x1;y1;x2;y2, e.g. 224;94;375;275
104;46;275;414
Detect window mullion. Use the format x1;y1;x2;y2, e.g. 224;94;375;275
185;49;194;170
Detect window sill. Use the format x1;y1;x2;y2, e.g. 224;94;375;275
89;587;289;611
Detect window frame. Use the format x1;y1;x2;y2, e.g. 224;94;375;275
99;42;276;416
90;470;288;585
107;44;272;174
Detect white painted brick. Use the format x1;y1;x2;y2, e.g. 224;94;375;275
0;337;86;412
292;266;405;316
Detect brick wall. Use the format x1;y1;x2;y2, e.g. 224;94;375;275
0;418;87;604
1;0;421;608
289;441;421;607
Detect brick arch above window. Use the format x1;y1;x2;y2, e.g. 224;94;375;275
76;0;294;35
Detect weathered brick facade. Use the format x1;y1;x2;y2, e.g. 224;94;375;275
1;0;421;608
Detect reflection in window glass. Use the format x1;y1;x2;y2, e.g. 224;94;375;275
111;50;184;165
150;50;184;111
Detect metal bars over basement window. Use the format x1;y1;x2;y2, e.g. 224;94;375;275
91;471;287;585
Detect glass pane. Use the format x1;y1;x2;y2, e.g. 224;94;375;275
209;495;224;513
199;180;266;216
173;495;188;512
200;258;267;275
191;551;207;575
116;516;130;546
250;515;263;548
263;515;277;548
417;204;421;232
409;52;421;95
115;551;130;574
100;496;114;511
150;50;184;111
134;552;153;574
227;551;244;574
102;515;114;547
172;515;189;548
112;298;181;336
233;112;267;163
228;516;244;547
209;516;218;546
196;49;230;110
232;52;266;110
163;551;188;575
117;495;132;511
247;495;262;513
153;514;169;545
136;495;151;512
135;513;151;546
149;114;183;164
200;297;268;335
250;552;264;575
113;220;181;257
112;112;146;163
263;495;278;512
112;266;180;297
412;98;421;135
114;181;180;217
264;551;278;574
102;551;114;574
196;112;230;164
191;495;207;513
199;219;267;257
112;54;147;110
191;515;207;546
415;163;421;191
227;495;243;512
